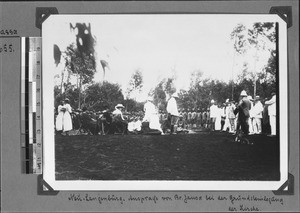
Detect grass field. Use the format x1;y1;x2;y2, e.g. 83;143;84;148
55;132;280;181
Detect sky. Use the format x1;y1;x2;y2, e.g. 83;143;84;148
44;14;275;101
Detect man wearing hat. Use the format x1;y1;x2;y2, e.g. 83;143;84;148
234;90;251;137
227;100;236;133
265;92;276;136
252;96;264;134
112;104;128;134
166;93;179;134
222;99;231;132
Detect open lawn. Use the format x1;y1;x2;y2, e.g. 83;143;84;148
55;132;280;180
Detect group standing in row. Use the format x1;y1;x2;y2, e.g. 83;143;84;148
208;90;277;136
55;90;276;136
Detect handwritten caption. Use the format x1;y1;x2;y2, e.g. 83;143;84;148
0;29;18;36
0;43;15;53
67;193;284;211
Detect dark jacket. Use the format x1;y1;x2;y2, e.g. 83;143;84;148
234;98;251;119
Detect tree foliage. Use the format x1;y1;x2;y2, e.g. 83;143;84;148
65;43;96;85
230;22;277;96
123;99;144;113
84;81;124;111
151;80;167;111
231;22;275;55
63;43;97;108
150;76;176;111
126;69;144;99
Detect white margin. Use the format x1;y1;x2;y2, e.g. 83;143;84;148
42;14;288;191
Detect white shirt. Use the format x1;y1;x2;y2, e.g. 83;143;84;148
143;101;157;122
265;95;276;116
252;101;264;118
64;103;72;113
220;107;226;117
209;104;218;118
167;97;179;116
128;122;135;132
112;108;125;120
249;102;254;118
144;101;157;115
135;120;142;131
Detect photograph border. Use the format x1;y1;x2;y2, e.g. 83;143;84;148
42;14;288;191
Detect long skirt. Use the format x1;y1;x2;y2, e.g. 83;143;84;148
215;116;222;131
149;114;163;132
55;112;64;131
63;112;73;132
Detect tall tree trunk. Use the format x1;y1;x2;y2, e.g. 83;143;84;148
78;74;82;109
231;81;234;101
61;70;64;94
254;75;257;98
103;68;105;83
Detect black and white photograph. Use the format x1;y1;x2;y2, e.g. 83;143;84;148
42;14;288;190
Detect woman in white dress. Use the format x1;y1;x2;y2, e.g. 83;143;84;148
62;98;73;135
143;97;164;133
214;104;222;131
55;100;65;133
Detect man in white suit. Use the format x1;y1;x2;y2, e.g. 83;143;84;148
265;92;276;136
167;93;179;134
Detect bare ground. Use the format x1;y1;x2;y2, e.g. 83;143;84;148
55;132;280;181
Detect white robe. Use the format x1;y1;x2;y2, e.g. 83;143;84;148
143;101;163;132
135;120;142;131
265;95;276;116
265;95;276;135
63;103;73;132
215;107;222;131
209;104;218;118
55;105;64;131
166;97;179;116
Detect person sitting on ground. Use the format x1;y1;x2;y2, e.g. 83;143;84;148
112;104;128;134
80;106;98;135
127;116;136;133
143;97;164;134
135;116;142;133
99;106;112;135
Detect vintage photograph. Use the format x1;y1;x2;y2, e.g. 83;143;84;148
42;14;288;190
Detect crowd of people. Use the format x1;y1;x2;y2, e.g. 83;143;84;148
54;90;277;137
207;90;277;137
